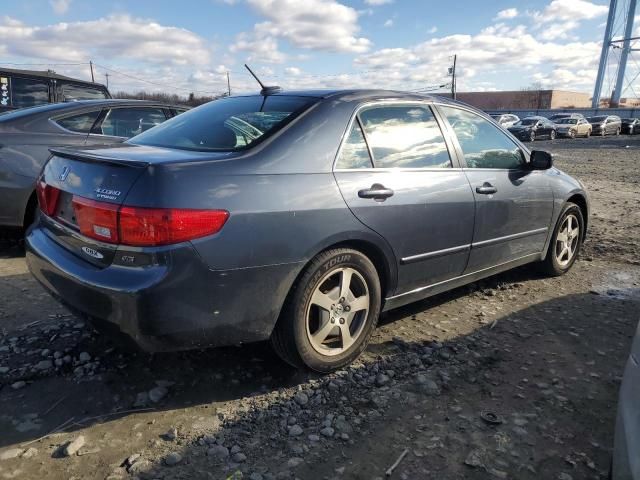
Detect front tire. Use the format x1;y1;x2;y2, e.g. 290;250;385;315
271;248;381;372
540;202;584;276
585;129;591;138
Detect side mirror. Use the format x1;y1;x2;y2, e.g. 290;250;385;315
530;150;553;170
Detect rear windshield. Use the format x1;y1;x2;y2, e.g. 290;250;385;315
557;118;577;124
129;95;317;152
516;119;538;125
588;116;606;122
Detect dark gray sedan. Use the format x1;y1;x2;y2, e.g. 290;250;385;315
0;99;187;234
25;90;589;372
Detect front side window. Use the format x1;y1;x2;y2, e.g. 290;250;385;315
440;106;524;170
10;77;49;108
130;95;317;151
55;110;100;133
358;105;451;169
336;120;372;169
62;84;108;101
96;107;167;138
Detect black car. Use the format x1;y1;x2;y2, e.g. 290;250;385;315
1;67;110;112
0;100;188;234
621;118;640;135
587;115;621;136
507;116;557;141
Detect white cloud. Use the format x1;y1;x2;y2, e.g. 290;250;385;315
230;31;287;63
354;22;602;90
0;15;211;66
531;0;608;22
50;0;72;14
364;0;393;4
495;8;518;20
384;19;394;28
285;66;301;75
428;26;438;34
240;0;371;53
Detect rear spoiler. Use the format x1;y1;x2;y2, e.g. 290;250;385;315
49;147;150;168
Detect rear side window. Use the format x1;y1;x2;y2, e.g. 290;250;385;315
9;77;49;108
336;121;372;169
440;106;523;169
358;105;451;169
96;107;167;138
129;95;317;151
62;84;108;101
55;110;100;133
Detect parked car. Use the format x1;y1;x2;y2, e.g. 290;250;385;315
1;67;110;112
612;320;640;479
548;112;585;122
490;113;520;128
25;89;589;372
507;116;557;141
621;118;640;135
587;115;621;136
0;99;188;234
555;117;592;138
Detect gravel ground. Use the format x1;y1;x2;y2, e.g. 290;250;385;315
0;134;639;480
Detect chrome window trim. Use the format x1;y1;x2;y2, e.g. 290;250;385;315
332;99;457;172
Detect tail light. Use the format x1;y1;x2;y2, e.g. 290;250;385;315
36;180;61;216
71;196;228;246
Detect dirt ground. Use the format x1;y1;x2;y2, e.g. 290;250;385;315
1;134;639;480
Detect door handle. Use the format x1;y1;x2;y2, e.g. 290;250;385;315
476;182;497;195
358;183;394;201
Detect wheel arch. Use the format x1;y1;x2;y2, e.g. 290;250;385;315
567;193;588;241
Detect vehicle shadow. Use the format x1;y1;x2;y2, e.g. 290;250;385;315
0;267;638;479
0;239;25;259
123;289;640;479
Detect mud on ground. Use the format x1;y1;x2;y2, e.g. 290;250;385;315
0;135;639;480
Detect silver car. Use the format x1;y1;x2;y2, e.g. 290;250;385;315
613;320;640;479
0;99;187;235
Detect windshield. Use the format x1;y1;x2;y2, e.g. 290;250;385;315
550;115;569;120
588;116;606;122
129;95;317;152
557;119;578;124
515;119;538;126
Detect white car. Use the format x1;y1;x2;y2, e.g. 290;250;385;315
490;113;520;128
612;320;640;479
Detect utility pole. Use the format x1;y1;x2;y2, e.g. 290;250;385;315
89;60;95;83
105;73;110;89
227;71;231;96
450;54;457;100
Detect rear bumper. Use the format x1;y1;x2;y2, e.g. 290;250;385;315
612;353;640;479
25;226;301;352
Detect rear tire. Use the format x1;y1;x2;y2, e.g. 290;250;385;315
585;129;591;138
529;130;535;142
550;130;556;140
540;202;584;276
271;248;381;372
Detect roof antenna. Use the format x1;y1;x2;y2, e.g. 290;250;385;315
244;64;281;95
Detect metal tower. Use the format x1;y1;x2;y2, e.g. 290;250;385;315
592;0;638;107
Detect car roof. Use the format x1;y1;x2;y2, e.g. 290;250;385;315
234;88;461;104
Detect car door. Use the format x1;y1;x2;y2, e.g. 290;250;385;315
333;103;475;294
87;106;170;145
436;104;555;272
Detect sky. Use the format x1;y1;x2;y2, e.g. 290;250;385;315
0;0;638;98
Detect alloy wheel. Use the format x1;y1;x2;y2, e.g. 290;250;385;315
305;267;370;356
555;214;580;267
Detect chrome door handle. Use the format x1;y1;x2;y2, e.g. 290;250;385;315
358;183;394;201
476;182;497;195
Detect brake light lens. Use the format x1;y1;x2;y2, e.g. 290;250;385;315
119;206;229;246
70;196;229;246
36;181;61;216
72;197;120;243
